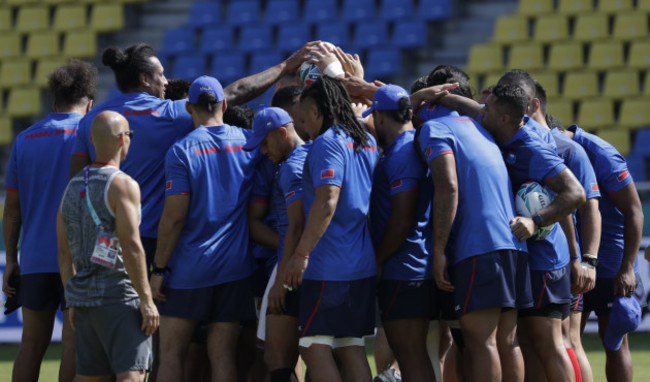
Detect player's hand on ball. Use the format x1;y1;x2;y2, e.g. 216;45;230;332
510;216;535;241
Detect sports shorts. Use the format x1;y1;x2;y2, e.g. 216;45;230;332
18;273;66;311
583;274;646;317
519;264;571;319
378;279;436;321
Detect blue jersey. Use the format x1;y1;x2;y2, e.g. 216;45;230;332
73;92;194;238
302;127;378;281
419;107;525;265
571;125;637;277
164;124;261;289
496;121;570;271
5;113;81;274
370;130;432;280
249;158;280;261
276;142;312;262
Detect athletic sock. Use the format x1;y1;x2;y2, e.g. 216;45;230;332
566;347;582;382
270;368;298;382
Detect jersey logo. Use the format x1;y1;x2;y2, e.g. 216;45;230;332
320;169;335;179
165;181;172;190
284;191;296;200
617;169;629;182
591;182;599;191
391;180;403;189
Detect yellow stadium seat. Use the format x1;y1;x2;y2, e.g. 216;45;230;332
16;6;49;34
508;43;544;71
78;0;103;3
596;130;630;155
89;3;124;33
613;13;649;40
573;13;609;42
0;7;11;31
0;115;12;145
492;15;529;44
530;71;559;98
53;5;87;31
645;72;650;95
563;71;599;100
546;98;574;125
5;0;39;5
637;0;650;11
628;41;650;69
557;0;594;14
577;99;615;130
6;87;41;118
484;72;504;89
518;0;554;15
619;98;650;129
0;34;22;60
603;70;639;99
599;0;634;13
0;59;32;89
548;42;583;71
466;44;503;74
26;32;60;59
34;57;66;88
588;41;624;70
533;15;569;43
62;30;96;58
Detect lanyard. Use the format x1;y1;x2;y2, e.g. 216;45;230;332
83;166;103;229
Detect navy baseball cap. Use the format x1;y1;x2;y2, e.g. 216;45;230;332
362;84;410;118
243;107;293;150
604;296;641;351
188;75;224;104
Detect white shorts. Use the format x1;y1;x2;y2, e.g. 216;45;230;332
256;264;278;341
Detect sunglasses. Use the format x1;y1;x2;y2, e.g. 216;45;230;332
117;130;134;138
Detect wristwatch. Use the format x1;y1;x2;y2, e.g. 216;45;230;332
532;214;543;228
581;255;598;269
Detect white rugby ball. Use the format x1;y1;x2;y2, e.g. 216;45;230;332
514;181;554;240
299;41;337;86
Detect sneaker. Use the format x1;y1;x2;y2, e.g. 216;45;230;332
374;368;402;382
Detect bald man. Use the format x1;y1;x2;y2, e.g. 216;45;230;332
58;111;158;381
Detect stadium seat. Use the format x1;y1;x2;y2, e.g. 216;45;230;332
380;0;414;21
483;72;503;91
34;57;66;87
249;51;283;74
637;0;650;12
562;71;599;100
612;13;648;40
466;44;503;74
189;1;221;29
26;32;60;59
533;15;569;43
577;99;615;130
598;0;634;13
645;72;650;95
314;21;350;48
53;5;87;31
518;0;554;15
557;0;593;14
0;7;11;31
162;27;196;55
632;128;650;152
508;43;543;71
365;47;401;80
0;115;11;145
265;0;299;24
16;6;49;33
303;0;337;23
239;25;273;53
199;25;234;54
172;53;207;82
547;42;583;71
211;52;246;85
393;20;427;48
530;71;559;98
342;0;375;22
0;59;31;89
588;41;624;70
78;0;103;3
625;153;645;181
277;23;311;52
603;70;639;99
596;129;630;155
62;30;97;59
418;0;453;21
628;41;650;69
6;0;39;4
6;87;41;118
546;98;574;125
0;34;23;60
619;98;650;130
353;21;387;49
492;15;529;44
573;13;609;42
89;3;124;33
226;1;261;25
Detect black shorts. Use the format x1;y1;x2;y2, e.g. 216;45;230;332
253;258;272;299
519;265;571;319
157;276;256;323
583;274;646;316
377;279;436;321
18;273;66;311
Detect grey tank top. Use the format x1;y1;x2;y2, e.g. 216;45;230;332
60;166;138;307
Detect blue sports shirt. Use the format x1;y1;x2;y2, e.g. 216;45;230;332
249;157;280;261
5;113;82;274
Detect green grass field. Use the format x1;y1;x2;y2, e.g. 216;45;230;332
0;333;648;381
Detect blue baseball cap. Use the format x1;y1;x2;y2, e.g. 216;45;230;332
604;296;641;351
243;107;293;150
362;84;410;118
188;75;224;104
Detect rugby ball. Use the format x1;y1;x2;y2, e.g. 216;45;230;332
299;41;337;86
514;181;554;240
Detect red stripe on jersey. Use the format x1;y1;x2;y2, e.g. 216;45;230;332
74;152;89;157
617;169;629;182
5;187;18;192
321;169;335;179
391;179;403;189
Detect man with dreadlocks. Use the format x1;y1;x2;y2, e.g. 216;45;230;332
282;76;378;382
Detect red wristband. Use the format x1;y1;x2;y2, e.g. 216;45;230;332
295;251;309;259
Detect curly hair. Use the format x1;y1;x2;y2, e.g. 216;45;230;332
164;79;191;101
224;105;255;129
491;84;529;123
48;59;98;109
102;43;158;92
427;65;474;99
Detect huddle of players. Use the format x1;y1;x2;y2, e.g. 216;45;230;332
2;39;647;382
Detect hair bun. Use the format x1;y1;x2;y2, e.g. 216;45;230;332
102;47;127;69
